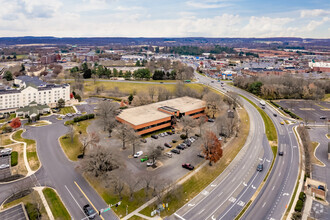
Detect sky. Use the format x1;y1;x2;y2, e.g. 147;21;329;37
0;0;329;38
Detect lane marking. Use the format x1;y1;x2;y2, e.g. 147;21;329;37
211;215;216;220
211;184;217;187
188;204;195;207
251;185;256;189
237;201;245;207
243;182;247;187
217;192;223;197
262;202;266;208
266;159;270;163
242;165;245;169
272;186;275;191
259;157;263;161
231;177;236;182
198;209;205;215
74;181;104;220
229;197;236;203
174;213;186;220
283;193;290;196
65;185;86;215
279;172;281;177
202;190;209;196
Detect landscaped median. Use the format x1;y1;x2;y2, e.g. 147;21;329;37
136;107;250;218
58;106;76;115
12;130;40;171
42;188;71;220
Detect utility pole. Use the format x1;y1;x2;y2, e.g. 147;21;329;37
126;205;128;216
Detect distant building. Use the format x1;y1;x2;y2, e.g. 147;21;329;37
116;96;206;135
309;61;330;72
16;101;50;118
0;76;70;113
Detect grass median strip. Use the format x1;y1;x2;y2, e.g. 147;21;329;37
43;188;71;220
12;130;40;171
239;95;277;143
139;107;250;217
59;106;76;115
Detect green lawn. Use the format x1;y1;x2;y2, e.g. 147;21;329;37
83;81;205;95
323;93;330;101
12;130;40;171
59;120;91;161
0;113;16;123
43;188;71;220
240;95;277;143
11;151;18;166
59;107;76;115
139;108;250;217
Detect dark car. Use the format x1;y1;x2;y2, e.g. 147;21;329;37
184;140;192;146
320;116;327;119
167;131;173;135
164;143;172;148
83;204;96;219
197;153;205;158
208;118;215;122
151;135;158;139
176;145;185;150
273;113;277;117
140;139;147;143
171;149;180;154
318;185;325;191
257;163;263;172
182;163;194;170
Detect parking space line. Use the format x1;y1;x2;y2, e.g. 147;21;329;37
74;181;104;220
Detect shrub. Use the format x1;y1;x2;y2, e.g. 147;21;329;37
195;134;200;137
294;199;304;212
73;114;95;123
3;126;12;133
180;134;187;139
11;151;18;166
64;120;74;126
299;192;306;201
120;106;128;109
25;202;41;220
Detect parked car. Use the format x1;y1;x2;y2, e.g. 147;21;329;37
320;116;327;119
159;133;165;137
164;143;172;148
0;164;9;170
140;139;147;143
140;156;149;162
273;113;277;117
164;152;172;158
181;143;188;148
280;121;285;125
257;163;263;172
176;145;185;150
171;149;180;154
182;163;194;170
261;106;265;109
318;185;325;191
66;113;72;117
0;148;12;156
163;132;168;136
197;152;205;158
151;135;158;139
83;204;96;219
134;151;143;158
167;131;173;135
184;140;191;146
157;145;164;150
147;160;155;167
76;111;82;115
208;118;215;122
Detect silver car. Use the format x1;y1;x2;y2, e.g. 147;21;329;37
0;148;12;156
0;164;10;170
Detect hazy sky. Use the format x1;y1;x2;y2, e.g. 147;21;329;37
1;0;329;38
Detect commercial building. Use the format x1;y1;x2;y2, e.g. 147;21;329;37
0;76;70;113
116;96;206;135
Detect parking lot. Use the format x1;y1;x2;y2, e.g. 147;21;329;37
0;203;28;220
275;100;330;123
0;155;11;180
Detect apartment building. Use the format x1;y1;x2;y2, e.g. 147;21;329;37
0;76;70;113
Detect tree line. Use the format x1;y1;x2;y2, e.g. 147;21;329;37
234;75;330;100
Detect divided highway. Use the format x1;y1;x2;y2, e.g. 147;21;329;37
174;71;299;220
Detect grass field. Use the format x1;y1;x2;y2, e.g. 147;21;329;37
240;95;277;143
59;120;91;161
140;107;250;217
43;188;71;220
83;81;205;95
11;151;18;166
323;93;330;101
59;107;76;115
12;130;40;171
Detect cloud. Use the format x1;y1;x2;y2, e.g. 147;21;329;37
305;17;329;32
186;1;230;9
300;9;330;18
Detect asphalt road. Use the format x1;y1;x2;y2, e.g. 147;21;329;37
174;68;300;220
173;72;273;220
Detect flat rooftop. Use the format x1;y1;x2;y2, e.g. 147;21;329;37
117;96;205;126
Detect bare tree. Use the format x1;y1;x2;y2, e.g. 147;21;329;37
148;148;162;165
203;92;222;118
178;115;196;137
95;85;104;94
125;171;141;201
68;124;74;143
114;123;135;150
81;147;119;177
97;101;119;132
112;175;125;200
80;132;100;157
197;115;207;136
130;132;141;156
148;86;156;102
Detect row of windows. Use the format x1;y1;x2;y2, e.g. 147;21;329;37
136;120;172;132
187;110;205;117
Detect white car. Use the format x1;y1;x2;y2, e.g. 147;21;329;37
147;160;155;167
134;151;143;158
159;133;165;137
218;137;223;141
164;152;172;158
0;164;9;169
76;111;81;115
0;148;12;156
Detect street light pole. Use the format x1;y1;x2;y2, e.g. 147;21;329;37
126;205;128;216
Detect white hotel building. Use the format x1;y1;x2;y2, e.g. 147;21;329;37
0;76;70;113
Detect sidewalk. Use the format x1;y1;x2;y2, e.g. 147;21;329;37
34;187;55;220
302;195;313;220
